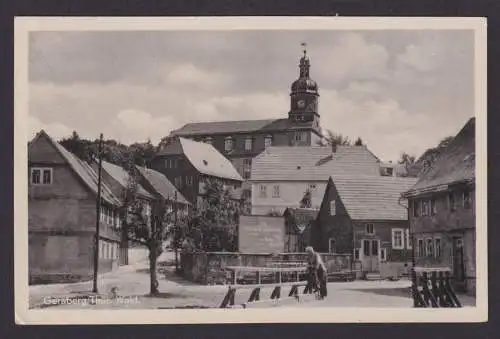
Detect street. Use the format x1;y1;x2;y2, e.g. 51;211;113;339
29;252;476;310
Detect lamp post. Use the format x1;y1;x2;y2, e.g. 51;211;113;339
92;133;104;294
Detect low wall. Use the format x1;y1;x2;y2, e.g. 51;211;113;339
180;251;353;285
379;261;412;279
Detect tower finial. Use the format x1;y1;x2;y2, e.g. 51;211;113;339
301;42;307;57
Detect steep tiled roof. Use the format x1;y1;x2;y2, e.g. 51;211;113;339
101;161;154;199
135;166;190;205
404;118;475;196
170;118;317;136
158;137;243;181
29;130;121;206
251;146;381;181
331;175;418;221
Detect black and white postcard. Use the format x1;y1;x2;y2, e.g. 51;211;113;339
14;16;487;324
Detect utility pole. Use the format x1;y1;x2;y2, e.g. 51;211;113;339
174;190;179;272
92;133;104;294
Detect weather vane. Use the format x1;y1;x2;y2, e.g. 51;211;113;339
301;42;307;56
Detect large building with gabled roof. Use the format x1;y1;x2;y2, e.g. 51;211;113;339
250;144;382;215
315;174;417;279
28;130;122;283
150;136;244;210
402;117;476;295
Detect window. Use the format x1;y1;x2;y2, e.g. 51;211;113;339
111;244;114;260
259;185;267;198
425;238;434;257
371;240;379;256
354;248;360;260
463;189;472;209
413;200;420;217
225;137;233;151
448;192;456;211
380;248;387;261
434;238;441;258
245;138;253;151
363;240;370;257
405;229;412;249
308;184;317;191
328;238;336;254
30;167;53;185
107;209;113;225
330;200;336;216
392;229;404;249
243;159;252;179
186;176;193;186
272;185;280;198
165;159;170;168
205;137;213;145
294;131;307;142
430;198;437;215
264;136;273;148
365;223;375;235
421;200;429;216
417;239;424;257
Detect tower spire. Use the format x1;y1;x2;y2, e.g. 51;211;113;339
299;42;310;78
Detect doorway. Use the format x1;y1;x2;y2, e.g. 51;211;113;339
362;239;380;272
452;236;465;283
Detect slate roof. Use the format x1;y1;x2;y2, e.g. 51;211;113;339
170;118;317;136
403;118;475;197
29;130;121;206
101;161;154;199
135;166;190;205
330;175;418;221
157;137;243;181
251;145;381;182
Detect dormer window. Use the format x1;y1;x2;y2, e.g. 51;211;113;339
224;137;233;151
245;138;253;151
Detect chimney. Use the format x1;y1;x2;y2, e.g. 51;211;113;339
331;142;337;153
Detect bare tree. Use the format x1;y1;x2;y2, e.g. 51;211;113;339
317;129;352;146
119;156;179;295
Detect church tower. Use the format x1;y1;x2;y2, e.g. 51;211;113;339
288;43;320;129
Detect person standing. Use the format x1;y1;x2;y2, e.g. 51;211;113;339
305;246;328;299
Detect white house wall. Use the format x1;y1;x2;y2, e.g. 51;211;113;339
251;180;327;215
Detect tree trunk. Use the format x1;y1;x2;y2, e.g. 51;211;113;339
149;243;159;295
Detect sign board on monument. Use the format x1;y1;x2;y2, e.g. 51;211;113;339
239;215;285;253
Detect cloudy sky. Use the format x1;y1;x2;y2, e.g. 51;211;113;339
28;29;474;162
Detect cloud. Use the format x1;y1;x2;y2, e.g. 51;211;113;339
28;115;73;140
164;63;230;89
319;88;450;162
27;30;475;163
115;109;178;143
